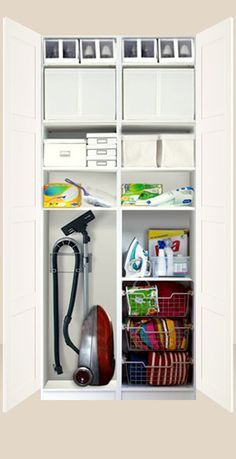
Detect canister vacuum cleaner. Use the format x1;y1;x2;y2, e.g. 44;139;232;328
52;210;115;386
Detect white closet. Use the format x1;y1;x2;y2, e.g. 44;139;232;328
2;17;235;412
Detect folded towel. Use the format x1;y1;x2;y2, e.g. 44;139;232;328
147;352;191;385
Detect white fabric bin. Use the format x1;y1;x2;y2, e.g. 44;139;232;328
157;136;194;168
123;136;157;167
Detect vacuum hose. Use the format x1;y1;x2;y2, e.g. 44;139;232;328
52;237;81;375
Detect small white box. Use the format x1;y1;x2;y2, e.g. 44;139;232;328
123;38;157;63
86;133;117;147
44;139;86;167
86;148;117;159
122;136;157;167
157;135;194;168
44;39;79;64
80;39;116;64
87;159;117;168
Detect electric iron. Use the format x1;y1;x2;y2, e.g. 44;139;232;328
124;237;150;278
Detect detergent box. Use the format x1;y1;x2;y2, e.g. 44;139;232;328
148;229;189;257
43;182;81;208
121;183;163;206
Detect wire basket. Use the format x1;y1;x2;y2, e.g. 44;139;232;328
125;321;192;352
127;290;192;318
124;354;193;386
157;291;192;318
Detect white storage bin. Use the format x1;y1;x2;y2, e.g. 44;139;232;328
86;133;117;146
87;159;117;168
87;148;117;159
157;135;194;168
44;139;86;167
122;136;157;167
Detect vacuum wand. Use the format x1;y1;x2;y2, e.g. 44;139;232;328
61;211;95;318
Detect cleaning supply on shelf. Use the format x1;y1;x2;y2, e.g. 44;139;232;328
65;178;111;208
43;182;81;208
156;240;166;276
148;229;188;257
124;237;151;278
126;285;159;316
121;183;163;206
165;239;174;276
138;186;194;207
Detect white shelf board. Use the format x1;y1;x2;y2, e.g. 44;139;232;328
43;206;117;211
44;379;117;392
122;120;195;129
122;277;193;282
43;166;117;173
121;206;195;211
121;384;194;392
121;167;195;172
43;120;116;129
44;64;116;69
122;63;195;69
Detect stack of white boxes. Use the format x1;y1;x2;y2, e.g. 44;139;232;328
86;133;117;168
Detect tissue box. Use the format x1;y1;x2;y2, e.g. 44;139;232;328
43;182;81;208
123;136;157;167
157;135;194;168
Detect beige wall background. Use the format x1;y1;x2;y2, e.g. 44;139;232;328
1;1;236;458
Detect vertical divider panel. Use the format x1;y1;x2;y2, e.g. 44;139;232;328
116;37;123;400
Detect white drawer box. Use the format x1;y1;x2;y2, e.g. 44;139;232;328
86;133;117;147
44;140;86;167
87;148;117;159
87;159;117;168
157;135;194;167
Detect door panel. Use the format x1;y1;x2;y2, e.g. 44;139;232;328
123;68;158;119
3;18;41;411
45;69;79;119
158;69;194;120
123;68;194;121
196;18;234;411
78;69;116;119
45;68;116;120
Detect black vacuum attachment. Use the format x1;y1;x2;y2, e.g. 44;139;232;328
61;210;95;236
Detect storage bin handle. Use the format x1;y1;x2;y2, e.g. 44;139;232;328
97;160;107;166
59;150;71;157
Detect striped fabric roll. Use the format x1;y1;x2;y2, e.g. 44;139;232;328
147;352;191;385
128;318;189;351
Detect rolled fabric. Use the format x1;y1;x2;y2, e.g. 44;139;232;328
147;351;191;385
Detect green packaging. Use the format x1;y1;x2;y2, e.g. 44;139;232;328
121;183;163;206
126;285;159;316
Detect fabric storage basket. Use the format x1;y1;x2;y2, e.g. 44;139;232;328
123;136;157;167
125;352;191;385
157;135;194;168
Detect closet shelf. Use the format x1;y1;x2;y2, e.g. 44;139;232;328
121;383;194;392
121;206;195;211
122;277;193;282
121;120;195;131
43;206;117;211
43;120;117;129
121;167;195;172
43;166;117;173
44;379;117;391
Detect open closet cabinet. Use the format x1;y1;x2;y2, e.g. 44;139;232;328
2;17;235;412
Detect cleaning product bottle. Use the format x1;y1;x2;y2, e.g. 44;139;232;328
165;239;174;276
157;241;166;277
